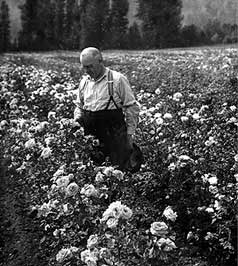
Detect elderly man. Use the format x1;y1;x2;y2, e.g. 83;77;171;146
74;47;141;171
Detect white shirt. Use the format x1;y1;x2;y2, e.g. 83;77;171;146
74;67;140;135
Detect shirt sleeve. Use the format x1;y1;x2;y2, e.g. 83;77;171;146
74;78;85;121
118;74;140;135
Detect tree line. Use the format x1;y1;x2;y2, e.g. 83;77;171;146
0;0;237;53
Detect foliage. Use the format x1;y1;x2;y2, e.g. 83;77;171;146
181;21;238;48
80;0;109;49
107;0;129;49
0;0;11;52
126;22;143;50
137;0;183;48
0;48;237;266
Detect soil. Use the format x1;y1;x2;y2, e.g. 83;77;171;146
0;156;47;266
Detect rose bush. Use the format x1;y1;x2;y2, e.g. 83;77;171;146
0;48;237;266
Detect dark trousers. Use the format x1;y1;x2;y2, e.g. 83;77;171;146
81;109;131;170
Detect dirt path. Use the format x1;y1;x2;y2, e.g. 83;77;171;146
0;157;47;266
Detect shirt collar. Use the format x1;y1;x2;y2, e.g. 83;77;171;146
88;67;109;83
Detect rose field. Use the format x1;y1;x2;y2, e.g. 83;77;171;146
0;47;237;266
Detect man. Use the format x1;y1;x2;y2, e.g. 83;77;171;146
74;47;141;171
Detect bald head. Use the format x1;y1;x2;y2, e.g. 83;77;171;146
80;47;105;80
80;47;103;64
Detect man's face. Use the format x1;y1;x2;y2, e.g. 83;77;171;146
80;55;102;80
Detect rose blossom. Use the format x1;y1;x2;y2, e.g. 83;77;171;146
208;175;218;185
150;222;168;237
102;166;114;177
85;256;97;266
162;206;177;222
80;184;98;197
155;88;161;95
157;238;177;251
106;217;119;228
95;172;104;182
66;182;79;196
234;154;238;162
99;248;111;259
81;249;91;262
173;92;183;101
112;169;124;180
181;116;189;122
56;175;70;188
38;202;51;217
192;113;200;120
205;207;214;213
230;105;236;111
56;248;72;263
87;234;99;249
163;113;173;119
121;206;133;220
40;147;52;158
25;138;36;149
155;117;164;125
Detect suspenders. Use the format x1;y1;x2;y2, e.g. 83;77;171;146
81;70;119;111
104;70;119;110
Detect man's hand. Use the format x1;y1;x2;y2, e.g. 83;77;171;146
127;134;134;150
75;116;84;125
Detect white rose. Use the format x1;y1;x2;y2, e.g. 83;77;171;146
66;182;79;196
181;116;189;122
45;136;54;146
108;201;123;219
168;162;176;171
234;173;238;182
85;256;97;266
56;176;70;188
56;248;72;263
95;172;104;182
81;249;91;263
154;112;162;118
173;92;183;101
0;120;8;128
99;248;111;259
103;166;114;177
87;234;99;249
205;207;214;213
179;155;192;161
25;138;36;149
48;111;56;120
208;175;218;185
40;147;52;158
234;154;238;162
157;238;176;251
35;121;49;132
163;113;173;119
112;169;124;180
228;117;237;123
209;184;218;194
155;88;161;95
80;184;98;197
214;200;221;211
150;222;168;236
106;217;119;228
155;117;164;125
230;105;236;111
192;113;200;120
121;206;133;220
38;202;51;217
162;206;177;222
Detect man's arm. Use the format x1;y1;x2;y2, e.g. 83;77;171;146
74;79;86;122
118;74;140;143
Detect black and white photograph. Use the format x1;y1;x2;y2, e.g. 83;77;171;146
0;1;237;266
